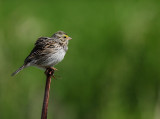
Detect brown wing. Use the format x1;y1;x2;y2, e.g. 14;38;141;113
24;37;57;64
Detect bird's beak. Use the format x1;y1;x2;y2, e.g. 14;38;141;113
68;37;72;40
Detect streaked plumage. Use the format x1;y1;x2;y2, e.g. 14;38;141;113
11;31;72;76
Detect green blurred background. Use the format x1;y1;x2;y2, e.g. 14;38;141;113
0;0;160;119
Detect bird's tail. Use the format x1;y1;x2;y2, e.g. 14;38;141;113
11;65;26;76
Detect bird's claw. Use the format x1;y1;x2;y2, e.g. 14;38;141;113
45;67;56;79
51;67;58;71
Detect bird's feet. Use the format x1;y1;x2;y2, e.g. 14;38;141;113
51;67;58;71
45;67;57;79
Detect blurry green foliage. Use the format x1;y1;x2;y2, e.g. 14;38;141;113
0;0;160;119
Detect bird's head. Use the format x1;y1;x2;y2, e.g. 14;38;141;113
52;31;72;44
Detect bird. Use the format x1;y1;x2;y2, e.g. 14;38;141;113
11;31;72;76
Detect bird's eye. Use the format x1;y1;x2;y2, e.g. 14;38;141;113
64;36;66;38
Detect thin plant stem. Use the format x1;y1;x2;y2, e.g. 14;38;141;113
41;68;54;119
